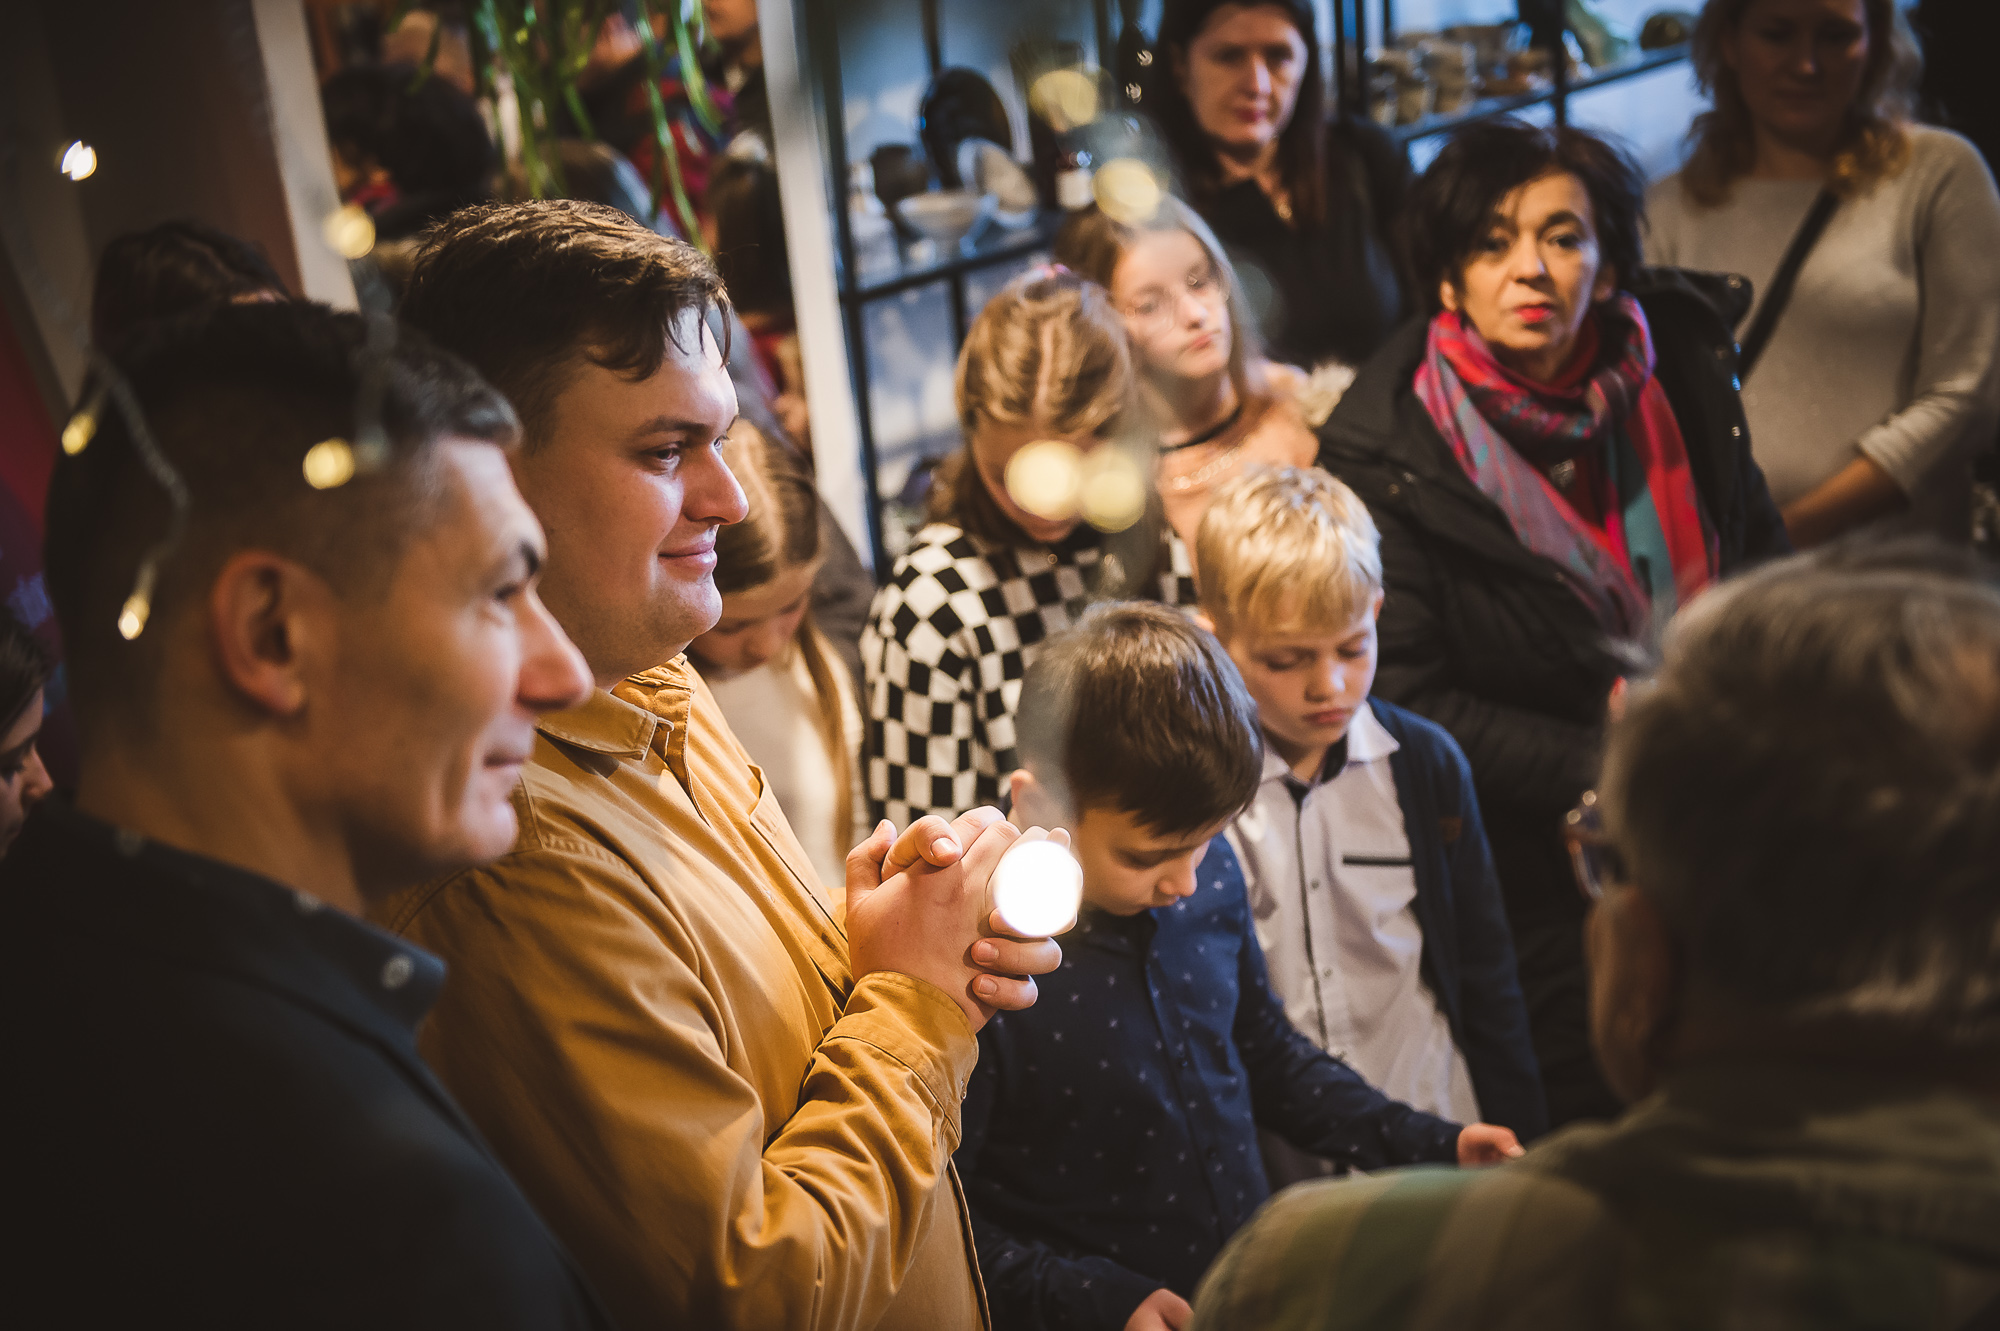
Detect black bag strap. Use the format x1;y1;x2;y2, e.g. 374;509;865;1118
1736;187;1839;380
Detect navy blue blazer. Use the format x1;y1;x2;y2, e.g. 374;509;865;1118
1372;696;1549;1141
956;835;1460;1330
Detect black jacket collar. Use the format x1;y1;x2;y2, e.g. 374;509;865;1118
3;800;466;1122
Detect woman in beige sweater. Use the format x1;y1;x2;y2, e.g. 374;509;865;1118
1645;0;2000;545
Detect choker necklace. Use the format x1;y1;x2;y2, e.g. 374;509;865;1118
1160;401;1244;454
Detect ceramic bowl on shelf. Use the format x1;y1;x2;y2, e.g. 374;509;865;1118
896;190;997;251
958;140;1039;229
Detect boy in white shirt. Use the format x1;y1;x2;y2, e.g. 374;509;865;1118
1198;466;1546;1181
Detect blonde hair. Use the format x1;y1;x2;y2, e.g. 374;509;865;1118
954;267;1133;439
1198;466;1382;637
1053;197;1261;405
710;423;853;845
936;267;1136;541
1683;0;1922;206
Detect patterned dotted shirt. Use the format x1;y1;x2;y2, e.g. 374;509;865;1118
862;521;1199;825
955;837;1462;1331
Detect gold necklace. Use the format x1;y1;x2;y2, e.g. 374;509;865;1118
1163;439;1248;493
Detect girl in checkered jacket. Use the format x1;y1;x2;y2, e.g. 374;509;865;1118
862;267;1199;826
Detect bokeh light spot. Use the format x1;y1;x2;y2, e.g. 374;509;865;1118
1079;448;1148;532
1005;439;1083;522
117;593;150;641
1093;158;1164;226
61;408;96;455
60;141;97;181
322;204;376;259
303;438;358;490
1029;68;1101;133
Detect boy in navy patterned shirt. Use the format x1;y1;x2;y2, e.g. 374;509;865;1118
956;603;1522;1331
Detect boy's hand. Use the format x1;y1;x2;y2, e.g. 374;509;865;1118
1125;1288;1191;1331
1457;1122;1525;1166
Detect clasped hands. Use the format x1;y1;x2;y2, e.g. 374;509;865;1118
846;807;1065;1033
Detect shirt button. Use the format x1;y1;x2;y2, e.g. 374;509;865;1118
381;954;415;990
113;828;145;857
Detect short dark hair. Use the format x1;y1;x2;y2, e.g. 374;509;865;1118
1015;601;1262;837
1152;0;1329;228
90;220;288;346
1403;119;1645;310
321;62;495;237
1602;544;2000;1046
707;153;792;318
398;200;729;447
0;607;53;737
44;301;517;738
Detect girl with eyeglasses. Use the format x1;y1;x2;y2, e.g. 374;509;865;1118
1056;198;1317;572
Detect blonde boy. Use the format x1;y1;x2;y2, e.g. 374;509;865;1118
1198;466;1546;1173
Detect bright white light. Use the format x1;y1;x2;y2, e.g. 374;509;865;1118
989;838;1083;937
116;592;149;641
60;141;97;181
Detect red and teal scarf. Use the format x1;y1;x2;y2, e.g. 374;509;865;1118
1414;298;1717;640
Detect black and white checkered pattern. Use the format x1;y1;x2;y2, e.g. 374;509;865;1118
863;522;1199;825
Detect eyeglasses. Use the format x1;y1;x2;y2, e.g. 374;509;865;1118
1120;265;1229;335
1562;790;1629;903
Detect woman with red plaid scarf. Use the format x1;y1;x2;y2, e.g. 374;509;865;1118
1315;119;1790;1131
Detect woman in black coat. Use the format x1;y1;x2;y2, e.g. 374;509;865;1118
1317;120;1789;1127
1149;0;1411;372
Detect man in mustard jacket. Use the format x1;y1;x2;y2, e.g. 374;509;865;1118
376;200;1059;1330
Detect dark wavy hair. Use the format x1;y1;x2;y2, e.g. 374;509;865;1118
1684;0;1921;205
399;200;730;449
1403;119;1645;311
1150;0;1328;228
90;221;287;347
322;62;496;235
0;608;53;739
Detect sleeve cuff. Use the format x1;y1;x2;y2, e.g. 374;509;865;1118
828;971;978;1138
1854;426;1929;497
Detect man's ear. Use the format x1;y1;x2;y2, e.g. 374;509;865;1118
1585;883;1682;1105
206;550;333;718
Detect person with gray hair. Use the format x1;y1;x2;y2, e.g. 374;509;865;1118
1188;544;2000;1331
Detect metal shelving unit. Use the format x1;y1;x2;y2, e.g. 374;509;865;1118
1326;0;1691;138
804;0;1689;568
807;0;1115;567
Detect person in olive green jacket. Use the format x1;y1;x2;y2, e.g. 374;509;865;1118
1192;545;2000;1331
374;200;1063;1331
